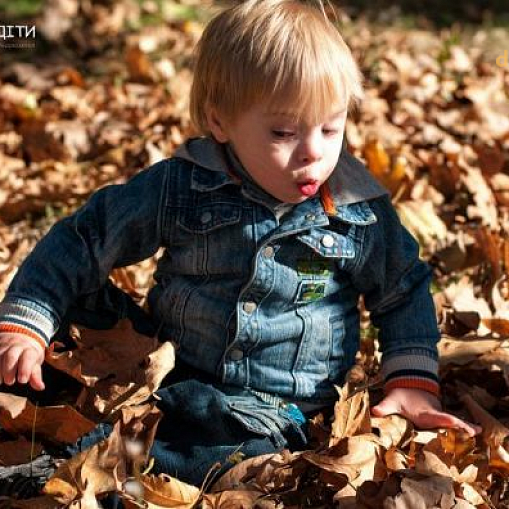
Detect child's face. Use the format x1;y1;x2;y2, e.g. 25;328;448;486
208;100;347;203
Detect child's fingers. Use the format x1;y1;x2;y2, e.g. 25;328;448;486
17;347;43;385
412;410;481;437
1;346;24;385
28;363;45;391
371;399;402;417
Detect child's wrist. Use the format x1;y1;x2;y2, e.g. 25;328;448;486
383;378;440;398
0;323;48;351
381;352;440;398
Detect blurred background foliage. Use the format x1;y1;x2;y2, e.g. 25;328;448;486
1;0;509;27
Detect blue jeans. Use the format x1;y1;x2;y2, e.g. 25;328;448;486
55;282;308;487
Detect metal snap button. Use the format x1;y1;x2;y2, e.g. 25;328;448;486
200;211;212;223
305;213;316;221
243;301;257;313
321;234;335;248
229;348;244;361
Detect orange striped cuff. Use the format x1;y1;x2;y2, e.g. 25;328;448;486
0;323;48;351
384;377;440;397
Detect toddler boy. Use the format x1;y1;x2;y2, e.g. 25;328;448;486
0;0;478;486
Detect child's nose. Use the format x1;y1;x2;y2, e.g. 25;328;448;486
298;133;323;163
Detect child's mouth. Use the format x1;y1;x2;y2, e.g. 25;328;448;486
297;180;320;196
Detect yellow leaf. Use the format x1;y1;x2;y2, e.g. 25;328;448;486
131;473;200;508
364;138;390;179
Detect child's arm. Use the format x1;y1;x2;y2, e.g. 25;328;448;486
350;194;480;435
0;159;170;387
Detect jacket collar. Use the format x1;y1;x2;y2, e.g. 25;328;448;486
173;136;388;210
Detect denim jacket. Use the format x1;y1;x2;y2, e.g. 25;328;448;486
0;137;440;405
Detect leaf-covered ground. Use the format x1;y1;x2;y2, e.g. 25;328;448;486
1;1;509;507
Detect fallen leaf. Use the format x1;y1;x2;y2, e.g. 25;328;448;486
329;383;371;445
124;472;200;508
0;392;95;444
0;436;44;466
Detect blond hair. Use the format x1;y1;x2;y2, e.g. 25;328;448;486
189;0;363;136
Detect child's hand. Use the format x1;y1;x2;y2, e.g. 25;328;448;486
371;387;481;437
0;332;45;391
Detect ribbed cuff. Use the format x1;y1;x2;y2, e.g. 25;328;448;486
0;298;59;348
382;353;440;397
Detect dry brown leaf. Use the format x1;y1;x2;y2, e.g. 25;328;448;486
0;392;95;444
303;435;385;487
491;172;509;206
412;430;439;445
46;319;162;387
117;404;163;465
210;452;279;493
363;137;408;194
457;482;485;506
415;449;478;484
46;119;91;161
252;450;303;493
110;267;144;301
201;489;271;509
45;441;121;504
397;200;448;245
126;46;156;83
462;165;499;230
438;336;503;367
371;414;413;449
390;474;457;508
19;118;72;164
89;340;176;418
0;436;44;466
44;403;161;505
460;393;509;469
46;319;175;419
68;476;103;509
329;383;371;445
124;473;200;508
443;277;493;335
356;472;404;508
385;447;409;471
9;495;63;509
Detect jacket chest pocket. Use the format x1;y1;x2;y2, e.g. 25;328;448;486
293;227;357;304
174;203;248;276
177;203;241;233
294;259;334;304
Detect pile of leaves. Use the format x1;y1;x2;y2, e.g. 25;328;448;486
3;334;509;507
1;0;509;507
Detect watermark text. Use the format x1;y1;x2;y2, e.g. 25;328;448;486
496;50;508;68
0;24;36;49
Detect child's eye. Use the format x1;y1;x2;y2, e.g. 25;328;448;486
271;130;295;139
323;128;339;136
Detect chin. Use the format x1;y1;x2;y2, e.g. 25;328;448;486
289;195;311;204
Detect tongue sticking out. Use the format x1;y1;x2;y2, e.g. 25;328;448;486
297;181;319;196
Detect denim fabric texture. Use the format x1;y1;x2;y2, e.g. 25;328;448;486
57;287;307;487
64;380;307;487
1;136;440;404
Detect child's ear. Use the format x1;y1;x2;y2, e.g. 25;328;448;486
205;105;230;143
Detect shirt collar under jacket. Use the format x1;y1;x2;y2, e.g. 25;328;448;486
173;136;389;222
